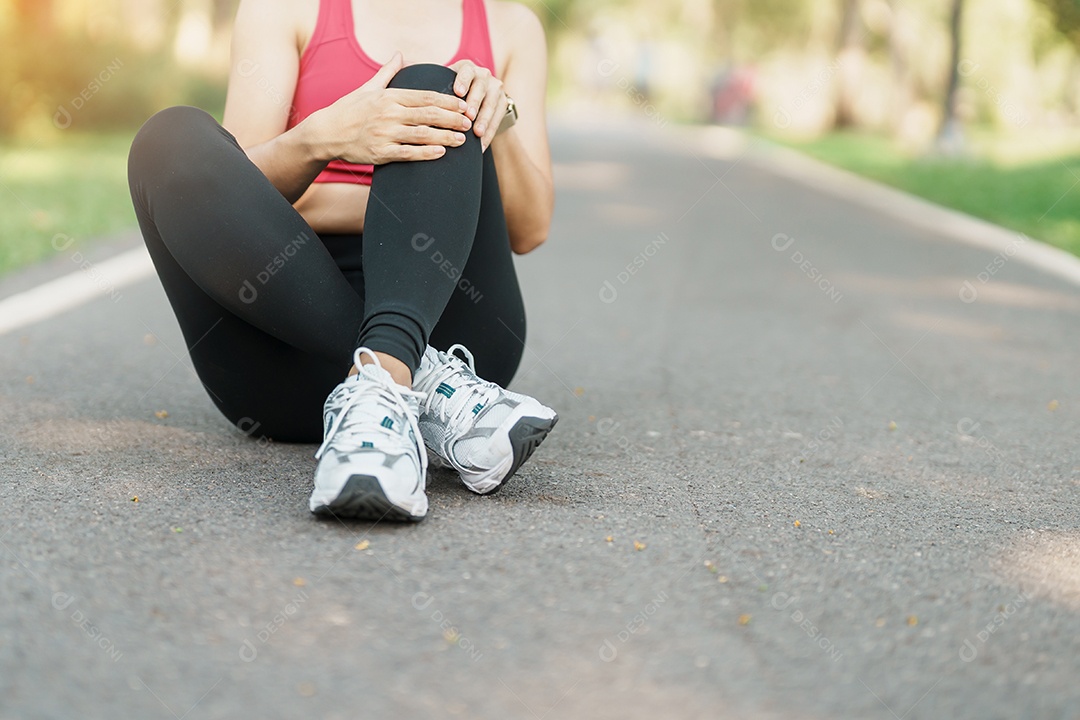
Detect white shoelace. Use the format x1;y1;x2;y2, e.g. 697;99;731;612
419;344;501;430
315;348;427;468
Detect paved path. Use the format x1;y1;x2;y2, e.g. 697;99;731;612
2;122;1079;719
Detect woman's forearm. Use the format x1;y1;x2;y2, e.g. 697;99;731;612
242;116;331;205
490;129;554;254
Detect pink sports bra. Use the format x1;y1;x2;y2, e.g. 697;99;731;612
287;0;497;186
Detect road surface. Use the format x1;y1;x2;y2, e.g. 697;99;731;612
1;121;1079;719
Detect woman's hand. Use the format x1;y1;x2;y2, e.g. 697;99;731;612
307;53;473;165
449;59;508;151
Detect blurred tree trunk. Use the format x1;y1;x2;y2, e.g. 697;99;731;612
886;0;913;134
833;0;864;129
936;0;965;153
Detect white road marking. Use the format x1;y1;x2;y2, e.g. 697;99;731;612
693;125;1080;288
0;247;154;337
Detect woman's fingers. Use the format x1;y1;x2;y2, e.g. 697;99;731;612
398;104;472;132
473;83;504;142
463;78;488;122
384;144;447;163
480;97;506;150
398;125;467;147
393;88;469;115
366;52;405;90
451;61;476;100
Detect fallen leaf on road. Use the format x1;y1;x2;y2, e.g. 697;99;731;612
293;578;307;587
738;614;752;625
633;541;646;551
131;496;138;503
907;615;918;626
717;576;728;583
604;536;613;543
793;520;801;528
155;410;169;419
355;540;370;551
888;421;898;431
704;560;717;573
1048;400;1059;411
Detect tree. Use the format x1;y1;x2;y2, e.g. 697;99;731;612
1038;0;1080;48
936;0;964;153
834;0;865;129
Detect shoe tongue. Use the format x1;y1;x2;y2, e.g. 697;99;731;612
354;362;420;412
357;361;393;385
415;345;445;385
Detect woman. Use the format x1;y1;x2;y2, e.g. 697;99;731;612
127;0;558;522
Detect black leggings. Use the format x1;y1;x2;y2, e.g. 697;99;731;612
127;64;526;443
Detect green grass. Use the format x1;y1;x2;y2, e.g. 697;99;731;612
777;131;1080;257
0;132;137;277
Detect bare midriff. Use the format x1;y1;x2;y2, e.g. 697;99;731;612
294;182;370;234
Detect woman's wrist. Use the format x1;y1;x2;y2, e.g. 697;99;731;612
295;110;337;164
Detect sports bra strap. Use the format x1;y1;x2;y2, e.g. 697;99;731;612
315;0;352;44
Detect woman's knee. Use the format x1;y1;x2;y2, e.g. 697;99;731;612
387;63;458;94
128;106;231;185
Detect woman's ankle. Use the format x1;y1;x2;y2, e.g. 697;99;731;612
349;351;413;388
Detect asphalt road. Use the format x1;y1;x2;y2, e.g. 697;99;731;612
2;121;1079;719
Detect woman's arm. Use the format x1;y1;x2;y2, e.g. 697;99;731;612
223;0;472;205
493;5;554;254
460;3;553;255
222;0;325;203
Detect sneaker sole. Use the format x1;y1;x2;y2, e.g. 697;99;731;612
311;475;425;522
471;414;558;496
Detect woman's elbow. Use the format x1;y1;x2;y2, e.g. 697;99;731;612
510;194;553;254
510;222;550;255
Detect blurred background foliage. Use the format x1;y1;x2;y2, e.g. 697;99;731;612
1;0;1080;271
4;0;1079;140
0;0;234;136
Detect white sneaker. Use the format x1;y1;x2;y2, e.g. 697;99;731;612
309;348;428;521
413;344;558;495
